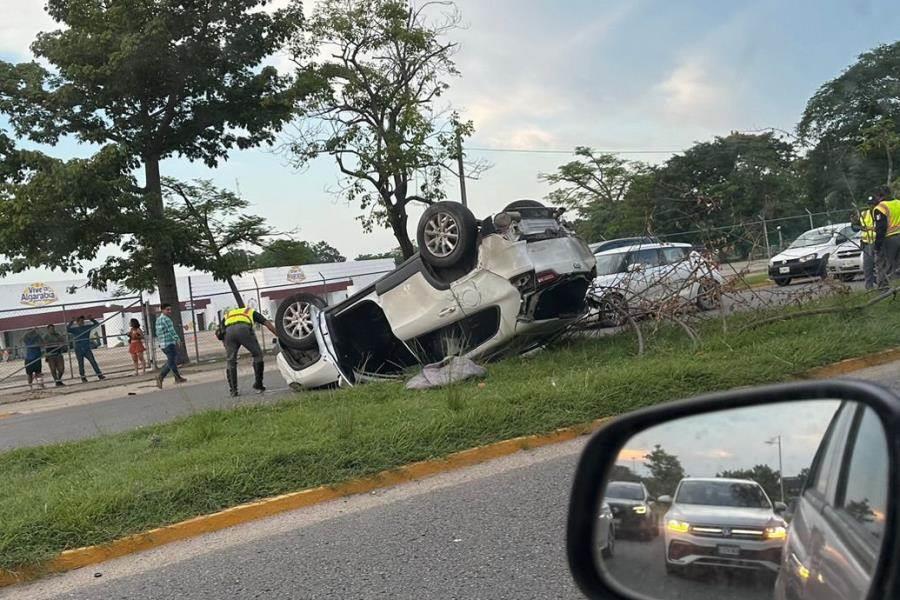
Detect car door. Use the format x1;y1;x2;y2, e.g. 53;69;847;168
659;246;693;299
808;405;887;600
623;248;664;303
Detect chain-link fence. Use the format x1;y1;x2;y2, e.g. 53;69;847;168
0;295;150;395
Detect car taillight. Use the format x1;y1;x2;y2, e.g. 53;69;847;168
536;270;559;285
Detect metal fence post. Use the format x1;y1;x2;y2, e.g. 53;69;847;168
146;301;157;369
61;303;74;381
188;276;201;363
761;216;771;258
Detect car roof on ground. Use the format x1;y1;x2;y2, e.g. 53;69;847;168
594;242;692;256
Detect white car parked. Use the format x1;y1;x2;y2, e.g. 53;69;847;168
768;223;855;286
660;478;789;575
826;230;864;282
587;242;724;326
274;200;596;390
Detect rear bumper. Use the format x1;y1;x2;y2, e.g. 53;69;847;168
276;351;341;389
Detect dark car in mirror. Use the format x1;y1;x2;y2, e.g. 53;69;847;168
566;380;896;600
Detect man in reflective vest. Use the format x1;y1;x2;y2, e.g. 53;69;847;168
222;306;278;396
854;202;878;289
872;186;900;289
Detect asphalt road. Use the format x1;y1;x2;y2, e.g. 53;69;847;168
0;370;291;451
4;361;898;600
605;535;775;600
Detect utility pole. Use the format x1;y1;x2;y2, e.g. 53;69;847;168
760;214;771;259
766;435;785;503
456;131;468;208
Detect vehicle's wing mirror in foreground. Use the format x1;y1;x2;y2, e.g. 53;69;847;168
567;380;898;600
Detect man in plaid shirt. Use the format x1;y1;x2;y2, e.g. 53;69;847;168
154;303;187;388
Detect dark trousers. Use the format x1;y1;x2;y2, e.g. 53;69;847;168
159;344;182;381
46;355;65;382
75;347;101;378
224;324;263;367
876;235;900;289
862;243;876;289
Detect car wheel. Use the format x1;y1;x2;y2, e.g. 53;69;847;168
598;293;627;327
417;201;478;268
695;278;721;311
601;524;615;558
275;293;327;351
774;277;791;287
503;199;546;211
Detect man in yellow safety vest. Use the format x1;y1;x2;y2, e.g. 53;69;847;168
222;306;278;396
855;201;877;289
872;186;900;289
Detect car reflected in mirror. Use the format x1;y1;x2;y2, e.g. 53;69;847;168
567;381;896;600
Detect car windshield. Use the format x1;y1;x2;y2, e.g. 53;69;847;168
788;230;835;249
605;483;644;500
595;253;627;276
675;481;771;508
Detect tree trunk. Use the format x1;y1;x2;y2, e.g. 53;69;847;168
144;157;189;363
227;276;245;307
886;143;893;187
389;208;415;259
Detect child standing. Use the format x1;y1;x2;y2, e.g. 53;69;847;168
128;319;147;375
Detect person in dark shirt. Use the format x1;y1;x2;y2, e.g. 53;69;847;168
67;316;106;383
22;328;45;390
44;324;68;386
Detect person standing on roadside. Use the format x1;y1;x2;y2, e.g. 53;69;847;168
43;324;68;386
853;201;878;290
872;186;900;289
154;303;187;388
221;306;277;396
22;328;45;391
67;316;106;383
128;318;147;376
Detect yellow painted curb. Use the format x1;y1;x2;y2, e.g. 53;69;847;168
799;347;900;379
0;417;608;588
3;346;899;588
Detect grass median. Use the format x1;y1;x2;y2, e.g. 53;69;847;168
1;291;899;571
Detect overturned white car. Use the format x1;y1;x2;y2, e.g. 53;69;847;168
275;200;597;389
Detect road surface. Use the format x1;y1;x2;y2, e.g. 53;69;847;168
3;363;896;600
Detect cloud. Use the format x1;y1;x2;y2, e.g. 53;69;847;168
655;57;737;128
0;0;55;58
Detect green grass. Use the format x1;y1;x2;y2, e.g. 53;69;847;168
1;292;899;571
739;271;771;287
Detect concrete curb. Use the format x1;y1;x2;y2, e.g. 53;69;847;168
2;347;898;588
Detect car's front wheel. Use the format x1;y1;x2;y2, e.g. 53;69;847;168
275;293;327;351
598;293;628;327
773;277;791;287
696;278;722;311
417;201;478;268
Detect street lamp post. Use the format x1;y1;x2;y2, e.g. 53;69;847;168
766;435;785;503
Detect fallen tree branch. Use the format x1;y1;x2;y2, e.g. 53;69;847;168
740;285;900;332
625;314;645;356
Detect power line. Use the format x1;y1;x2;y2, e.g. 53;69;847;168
466;146;685;155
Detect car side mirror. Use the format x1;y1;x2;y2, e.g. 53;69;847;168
567;380;896;600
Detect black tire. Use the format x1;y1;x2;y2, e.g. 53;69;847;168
417;201;478;268
601;524;615;558
598;293;627;327
773;277;791;287
696;278;722;311
503;199;546;211
275;293;327;351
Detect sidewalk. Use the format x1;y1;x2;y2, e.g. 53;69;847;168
0;352;277;408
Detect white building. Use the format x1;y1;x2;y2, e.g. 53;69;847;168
0;259;395;356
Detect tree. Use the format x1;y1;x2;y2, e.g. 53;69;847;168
717;465;782;504
798;41;900;205
0;0;301;339
859;118;900;186
286;0;482;258
164;179;273;307
355;247;407;265
253;239;346;269
608;465;641;483
643;445;686;498
540;148;650;242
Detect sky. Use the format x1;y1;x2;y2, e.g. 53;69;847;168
617;400;842;478
1;0;899;284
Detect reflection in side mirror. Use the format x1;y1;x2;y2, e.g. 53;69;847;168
567;381;895;600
